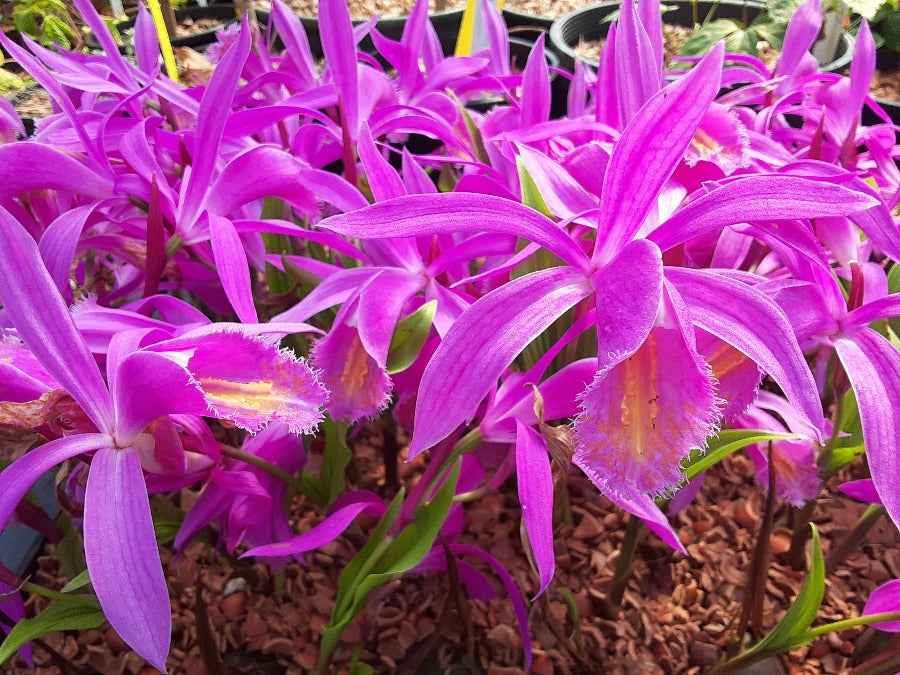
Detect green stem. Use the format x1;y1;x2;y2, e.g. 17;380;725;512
220;445;304;494
603;515;644;618
825;504;886;576
803;611;900;639
423;428;483;500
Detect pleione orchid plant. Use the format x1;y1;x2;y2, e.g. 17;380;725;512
0;0;899;669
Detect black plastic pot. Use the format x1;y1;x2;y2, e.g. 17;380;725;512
467;36;562;115
87;5;269;53
502;7;554;43
292;7;464;59
549;0;851;74
864;47;900;126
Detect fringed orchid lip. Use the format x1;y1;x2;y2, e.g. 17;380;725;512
147;329;329;436
311;322;391;423
573;325;721;498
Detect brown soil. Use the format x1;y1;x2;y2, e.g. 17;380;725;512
239;0;465;19
871;68;900;103
4;430;897;674
503;0;593;19
573;24;693;66
175;17;229;38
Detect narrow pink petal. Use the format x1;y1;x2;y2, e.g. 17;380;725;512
665;268;823;441
38;206;95;293
863;580;900;631
648;175;878;252
358;270;424;365
839;478;882;505
774;0;821;92
358;123;406;201
84;446;170;671
320;0;359;138
574;325;719;498
113;351;210;443
0;435;108;531
243;493;385;558
615;0;660;121
208;214;259;324
179;22;251;229
0;582;31;665
516;145;597;220
515;421;554;598
520;35;551;127
696;331;762;421
452;544;532;669
834;329;900;530
0;143;112;200
591;239;663;372
0;206;113;433
147;330;329;435
319;193;591;271
411;267;592;456
594;42;724;262
606;486;688;555
133;3;160;76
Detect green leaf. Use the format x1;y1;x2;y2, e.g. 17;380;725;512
516;157;553;218
387;301;437;374
0;596;105;664
261;198;294;295
824;444;866;475
766;0;803;23
835;389;864;449
40;14;73;49
150;495;185;545
680;19;744;57
376;459;461;574
54;519;86;581
749;16;787;50
60;570;91;594
754;524;825;652
319;417;352;506
681;430;802;481
888;265;900;335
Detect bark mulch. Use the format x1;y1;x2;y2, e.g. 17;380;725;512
4;428;898;674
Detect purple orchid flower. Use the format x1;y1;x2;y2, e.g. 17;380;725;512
318;42;876;506
0;207;328;668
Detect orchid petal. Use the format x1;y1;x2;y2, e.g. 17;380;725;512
606;486;688;555
515;421;554;598
84;446;170;671
208;214;259;324
147;329;328;435
520;35;551;127
411;267;591;456
244;492;385;558
591;239;663;371
834;329;900;530
320;0;360;138
665;268;823;440
648;176;879;252
574;324;719;498
0;206;113;433
595;42;724;261
319;193;590;270
0;434;109;531
0;143;112;200
839;478;882;504
863;580;900;631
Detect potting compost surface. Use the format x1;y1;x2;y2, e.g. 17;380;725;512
6;427;897;674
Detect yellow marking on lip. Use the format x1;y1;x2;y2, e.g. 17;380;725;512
708;343;750;381
691;129;723;156
618;333;660;460
199;378;277;413
339;334;371;397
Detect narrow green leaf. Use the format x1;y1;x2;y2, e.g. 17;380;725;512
516;157;553;218
825;444;866;475
682;430;801;481
0;596;105;663
375;459;461;575
60;570;91;594
387;301;437;374
754;524;825;651
835;389;863;449
320;417;352;506
54;519;86;581
150;495;185;545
